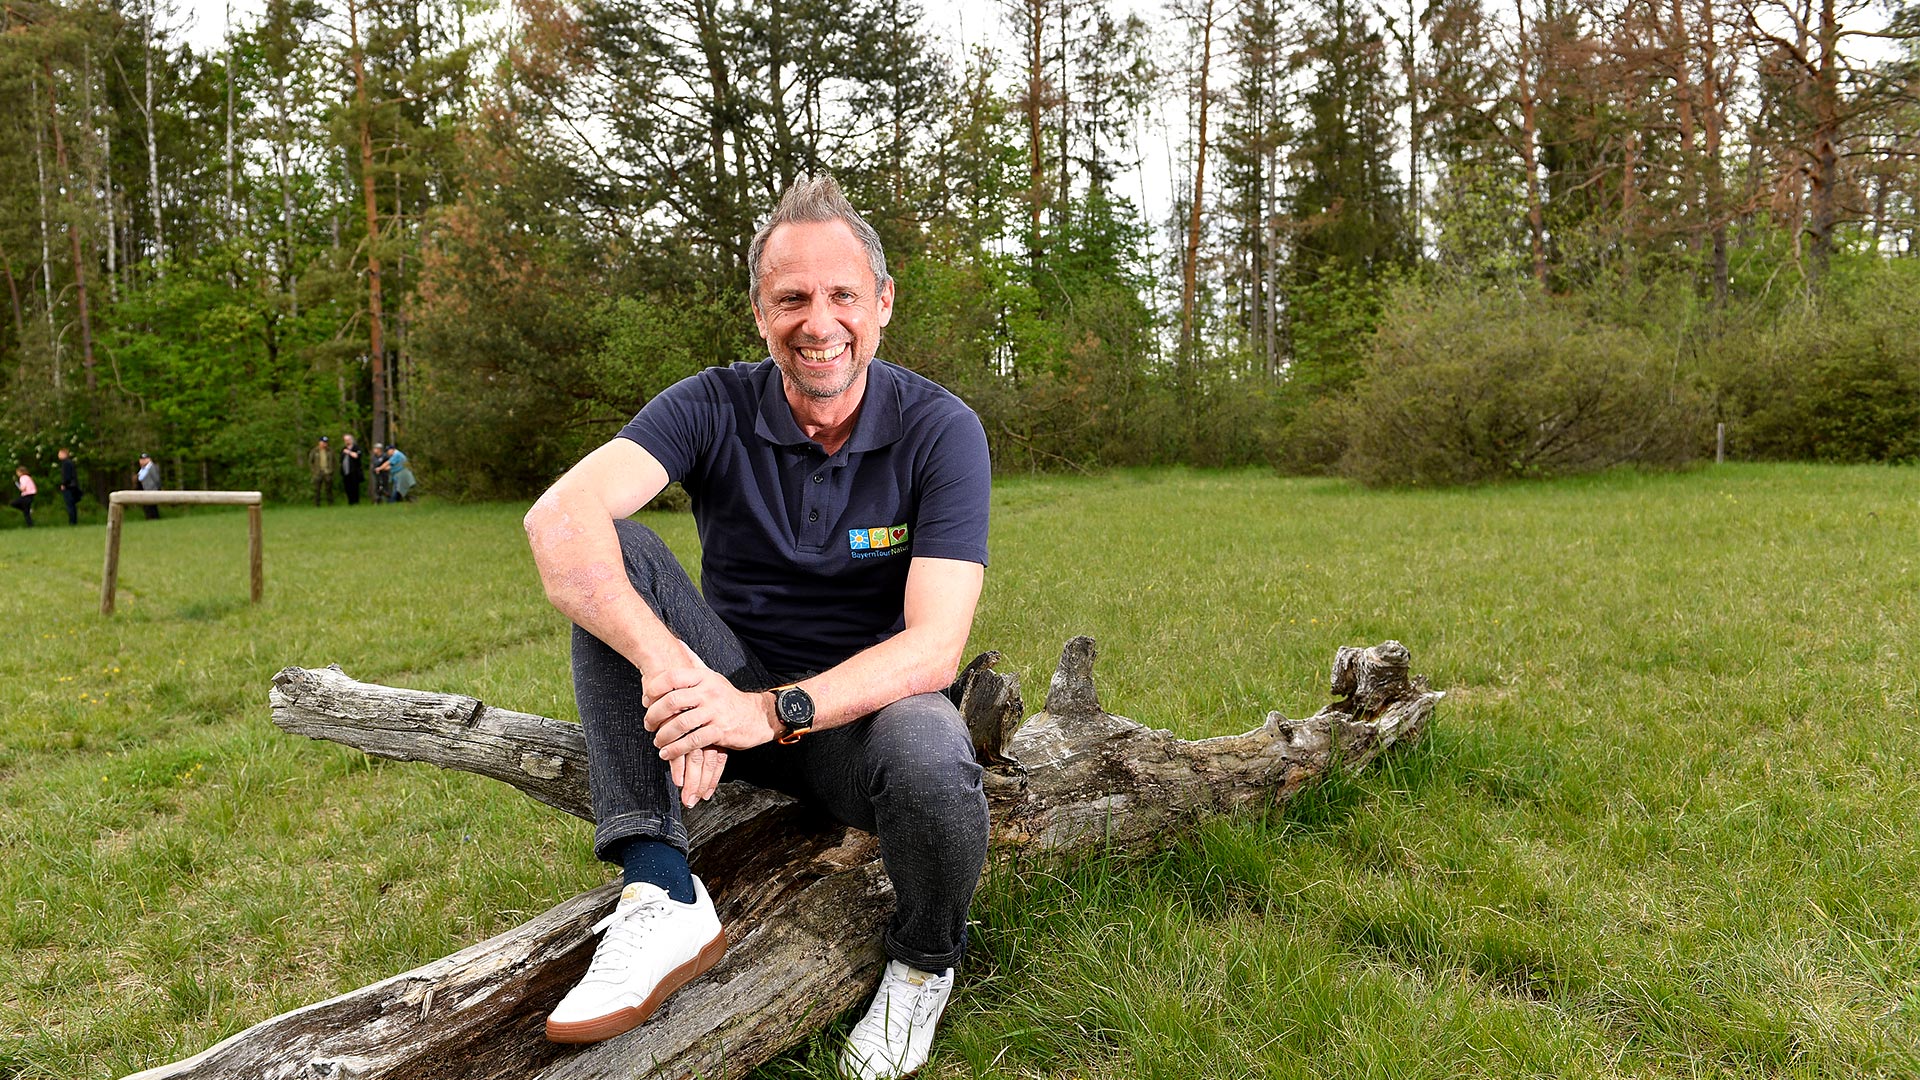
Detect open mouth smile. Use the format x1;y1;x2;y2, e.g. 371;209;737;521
797;343;850;366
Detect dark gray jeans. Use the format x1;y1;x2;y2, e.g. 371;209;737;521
571;519;989;971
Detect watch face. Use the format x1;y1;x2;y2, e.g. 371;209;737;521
776;687;815;729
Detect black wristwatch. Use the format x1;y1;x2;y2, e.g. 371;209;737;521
771;684;815;744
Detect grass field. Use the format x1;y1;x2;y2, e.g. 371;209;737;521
3;464;1918;1079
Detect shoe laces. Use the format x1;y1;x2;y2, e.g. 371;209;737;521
579;889;670;984
849;964;951;1060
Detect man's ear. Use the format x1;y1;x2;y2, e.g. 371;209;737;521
877;278;895;329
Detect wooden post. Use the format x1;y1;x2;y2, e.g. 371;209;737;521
99;501;125;615
248;503;263;603
1716;422;1726;464
100;491;265;615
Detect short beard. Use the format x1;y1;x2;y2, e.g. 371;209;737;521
786;352;867;400
780;329;879;400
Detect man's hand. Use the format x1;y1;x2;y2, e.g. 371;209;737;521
642;657;779;807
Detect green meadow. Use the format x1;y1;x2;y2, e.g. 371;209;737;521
3;465;1918;1079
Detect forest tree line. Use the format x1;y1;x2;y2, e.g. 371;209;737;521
1;0;1916;502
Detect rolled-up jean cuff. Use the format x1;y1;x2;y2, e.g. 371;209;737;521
884;925;967;973
593;811;690;862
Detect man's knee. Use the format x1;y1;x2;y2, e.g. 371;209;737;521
611;517;673;567
864;694;986;810
610;518;685;601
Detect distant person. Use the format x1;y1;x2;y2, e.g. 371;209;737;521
11;466;35;527
136;453;161;520
310;436;335;506
341;434;364;506
382;445;417;501
56;447;81;525
371;442;393;504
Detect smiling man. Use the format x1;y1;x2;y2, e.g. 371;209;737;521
523;176;992;1078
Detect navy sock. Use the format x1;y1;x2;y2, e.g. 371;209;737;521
618;838;695;904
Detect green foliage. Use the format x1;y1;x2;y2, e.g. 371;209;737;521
1716;260;1920;464
4;0;1917;497
1287;0;1411;280
1336;284;1707;485
1284;262;1396;394
1428;159;1533;282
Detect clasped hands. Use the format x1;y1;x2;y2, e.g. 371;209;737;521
642;649;778;808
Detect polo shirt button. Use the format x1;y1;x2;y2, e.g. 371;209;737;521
813;474;823;484
808;509;818;522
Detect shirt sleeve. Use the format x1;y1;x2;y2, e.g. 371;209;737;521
617;372;721;485
910;406;992;567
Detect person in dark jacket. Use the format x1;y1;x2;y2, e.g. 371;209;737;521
56;448;81;525
136;453;161;520
341;434;364;506
371;443;393;504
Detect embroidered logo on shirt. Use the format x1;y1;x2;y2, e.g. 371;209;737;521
849;523;910;559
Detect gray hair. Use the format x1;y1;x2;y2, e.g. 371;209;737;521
747;175;890;309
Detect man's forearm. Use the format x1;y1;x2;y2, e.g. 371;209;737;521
796;627;968;733
524;490;683;674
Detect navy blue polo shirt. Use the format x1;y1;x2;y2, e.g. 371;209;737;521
619;358;991;677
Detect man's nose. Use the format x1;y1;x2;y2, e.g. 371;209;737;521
800;294;838;339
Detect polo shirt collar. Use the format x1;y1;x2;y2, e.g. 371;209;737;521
753;358;905;454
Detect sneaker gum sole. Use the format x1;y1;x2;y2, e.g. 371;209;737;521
544;929;729;1045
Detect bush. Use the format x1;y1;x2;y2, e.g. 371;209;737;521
1337;285;1706;486
1718;261;1920;465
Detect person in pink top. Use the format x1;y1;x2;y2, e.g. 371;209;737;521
11;466;36;527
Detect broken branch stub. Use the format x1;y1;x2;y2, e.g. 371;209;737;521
123;639;1439;1080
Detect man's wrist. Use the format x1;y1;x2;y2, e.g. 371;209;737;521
762;692;784;741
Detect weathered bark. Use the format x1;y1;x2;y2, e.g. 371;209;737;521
124;640;1438;1080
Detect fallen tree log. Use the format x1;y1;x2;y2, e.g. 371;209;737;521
124;638;1439;1080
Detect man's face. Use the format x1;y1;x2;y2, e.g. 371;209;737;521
344;436;355;448
57;449;68;460
752;219;894;403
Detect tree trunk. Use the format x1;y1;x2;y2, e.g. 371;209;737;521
277;70;298;313
1804;0;1839;282
145;5;165;270
47;65;99;395
122;640;1439;1080
766;0;795;192
1667;0;1699;256
1056;0;1070;235
31;76;59;373
1404;0;1422;255
1515;0;1547;286
349;0;391;445
1698;0;1728;305
1022;0;1047;265
1180;0;1217;362
88;46;119;301
225;1;237;287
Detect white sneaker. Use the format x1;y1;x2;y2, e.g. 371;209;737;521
838;959;956;1079
545;877;727;1044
